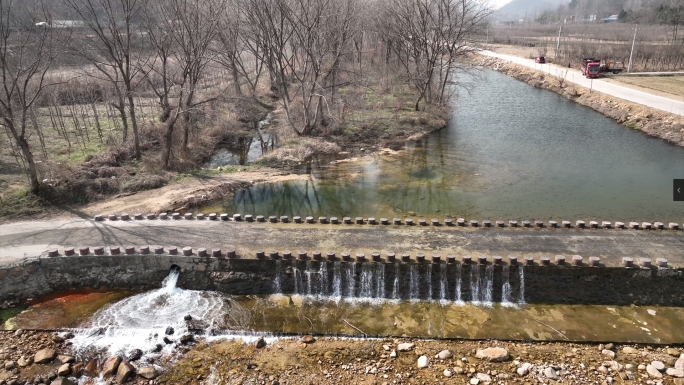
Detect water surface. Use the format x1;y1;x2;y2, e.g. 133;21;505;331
205;69;683;220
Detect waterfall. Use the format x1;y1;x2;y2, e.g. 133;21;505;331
482;265;494;306
162;268;180;295
439;263;447;303
293;267;303;295
305;261;313;296
392;263;400;300
318;262;329;297
518;266;526;304
501;265;513;306
409;265;420;301
470;264;480;304
332;261;342;299
455;264;462;303
344;262;356;298
360;263;374;298
273;260;282;294
375;263;386;299
426;264;433;300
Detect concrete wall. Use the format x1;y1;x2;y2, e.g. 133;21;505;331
1;254;683;306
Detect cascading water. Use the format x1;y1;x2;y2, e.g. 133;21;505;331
359;263;374;299
305;261;313;296
470;264;480;304
501;265;513;306
332;261;342;299
455;264;462;303
293;267;303;295
482;265;494;306
345;263;356;297
518;266;526;304
375;263;386;299
318;262;329;297
439;263;448;304
426;264;433;300
392;263;400;300
273;259;282;293
409;265;420;301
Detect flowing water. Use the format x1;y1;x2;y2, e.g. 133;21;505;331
205;69;683;220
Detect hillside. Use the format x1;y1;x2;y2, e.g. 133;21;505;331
495;0;569;20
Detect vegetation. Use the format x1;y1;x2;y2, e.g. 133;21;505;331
0;0;491;211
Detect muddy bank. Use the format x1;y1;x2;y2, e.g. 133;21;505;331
476;55;684;147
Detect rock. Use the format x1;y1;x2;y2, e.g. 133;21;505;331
83;359;98;377
443;369;453;377
651;361;665;371
163;337;173;344
638;364;646;371
667;368;684;378
417;355;429;368
103;356;122;378
647;364;663;378
517;363;532;376
180;334;194;344
138;366;159;379
608;361;623;371
544;367;559;380
597;365;609;374
602;349;616;359
475;347;509;362
57;355;75;364
50;378;75;385
470;378;479;385
668;348;681;357
382;345;390;351
676;354;684;370
13;329;23;337
165;326;175;335
57;363;70;377
184;314;192;320
71;362;83;377
389;350;397;358
476;373;492;382
300;335;315;344
17;356;28;368
675;379;684;385
454;367;464;375
397;343;414;352
127;349;143;361
4;361;15;370
623;347;639;354
625;364;635;371
255;337;267;349
605;343;614;350
115;361;135;383
435;350;453;360
34;348;56;364
625;371;636;380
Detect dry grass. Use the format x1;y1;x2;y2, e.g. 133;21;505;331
613;76;684;97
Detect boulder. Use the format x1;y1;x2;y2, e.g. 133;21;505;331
4;361;15;370
435;350;453;360
647;364;663;378
667;368;684;378
544;367;559;380
601;349;616;359
676;354;684;370
667;348;681;357
50;378;75;385
71;362;83;377
476;373;492;382
300;335;315;344
517;363;532;376
115;361;135;383
102;356;122;378
651;361;666;371
128;349;143;361
622;347;639;354
475;347;509;362
34;348;57;364
57;363;70;377
255;337;267;349
165;326;175;335
138;366;159;379
83;359;99;377
397;343;414;352
17;356;29;368
57;355;75;364
417;355;429;368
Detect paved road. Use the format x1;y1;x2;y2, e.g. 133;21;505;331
1;219;682;267
480;50;684;117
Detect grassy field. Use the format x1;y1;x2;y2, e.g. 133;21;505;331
613;75;684;98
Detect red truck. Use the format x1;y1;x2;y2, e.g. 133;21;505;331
581;58;601;78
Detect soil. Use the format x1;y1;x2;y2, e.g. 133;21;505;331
475;54;684;147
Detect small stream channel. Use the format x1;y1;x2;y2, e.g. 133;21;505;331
200;69;683;221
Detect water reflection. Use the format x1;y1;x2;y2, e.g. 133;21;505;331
207;132;278;167
206;69;684;220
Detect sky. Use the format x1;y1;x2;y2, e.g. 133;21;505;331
493;0;513;8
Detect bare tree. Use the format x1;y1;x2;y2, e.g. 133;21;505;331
65;0;148;160
0;0;60;194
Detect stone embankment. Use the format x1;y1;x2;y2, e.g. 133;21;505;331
476;55;684;147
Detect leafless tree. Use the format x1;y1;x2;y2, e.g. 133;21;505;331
65;0;148;160
0;0;61;194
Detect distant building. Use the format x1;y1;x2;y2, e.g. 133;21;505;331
602;14;619;22
35;20;84;28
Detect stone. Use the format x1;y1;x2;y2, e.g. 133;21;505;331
605;343;614;350
443;369;453;377
34;348;56;364
57;355;75;364
389;350;397;358
50;379;75;385
103;356;122;378
597;365;609;374
647;364;663;378
57;363;70;377
127;349;143;361
676;354;684;370
470;379;479;385
667;348;682;357
382;345;390;351
83;359;98;377
625;371;636;380
623;347;639;354
4;361;15;370
138;366;159;379
476;373;492;382
179;334;194;344
651;361;665;371
16;356;28;368
165;326;175;335
300;335;315;344
638;364;646;371
255;337;267;349
115;361;135;383
417;355;429;368
667;368;684;378
475;347;509;362
544;367;559;380
517;363;532;376
71;362;83;376
454;367;464;375
436;350;452;360
397;343;414;352
602;349;616;359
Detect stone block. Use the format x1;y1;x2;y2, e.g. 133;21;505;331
282;251;292;260
640;258;652;268
208;213;217;220
342;252;351;261
233;214;242;221
269;250;279;259
330;217;339;224
477;255;487;264
507;255;518;265
431;254;441;263
125;246;136;255
255;250;265;259
446;254;456;264
602;221;611;228
313;251;322;261
245;214;254;222
387;252;396;262
355;217;364;224
405;218;414;225
562;220;571;228
462;255;472;264
522;220;531;228
402;253;411;262
589;256;600;266
470;220;479;227
48;249;59;257
368;217;377;225
182;247;192;256
168;247;178;255
355;253;365;262
393;218;401;225
572;255;583;266
444;219;453;226
541;256;550;265
79;246;90;256
372;252;381;262
212;249;222;258
293;216;302;223
524;256;534;266
184;213;193;220
622;257;633;267
641;222;652;230
496;220;505;227
280;215;289;223
147;213;156;220
134;213;143;220
256;215;265;222
589;221;598;228
535;220;543;228
380;218;389;225
615;221;625;229
64;247;75;256
509;220;518;228
298;251;307;260
555;255;565;265
418;219;427;226
576;220;585;228
483;220;491;227
326;251;336;261
549;220;558;228
154;246;164;254
269;215;277;223
656;258;668;268
493;256;502;265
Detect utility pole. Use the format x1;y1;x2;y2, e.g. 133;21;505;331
628;24;638;73
556;25;562;58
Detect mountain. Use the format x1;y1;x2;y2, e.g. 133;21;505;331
494;0;570;21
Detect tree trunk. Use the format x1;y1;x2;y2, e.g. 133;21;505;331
6;121;41;194
163;118;177;170
127;93;141;160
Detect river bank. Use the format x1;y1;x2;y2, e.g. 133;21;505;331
475;55;684;147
